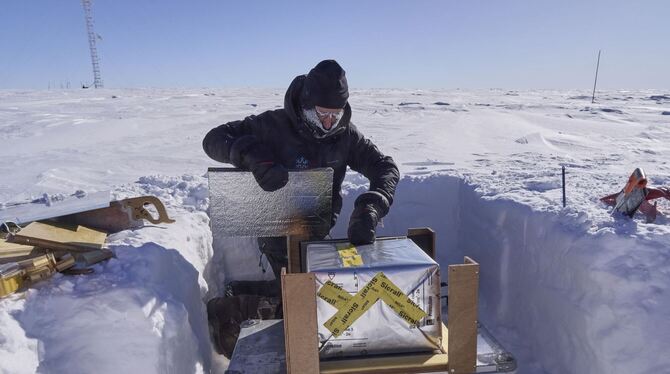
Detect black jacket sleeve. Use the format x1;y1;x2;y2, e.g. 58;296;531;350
346;124;400;208
202;115;264;168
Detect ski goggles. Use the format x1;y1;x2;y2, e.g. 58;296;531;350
315;107;344;122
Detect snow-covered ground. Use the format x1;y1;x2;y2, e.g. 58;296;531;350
1;88;669;374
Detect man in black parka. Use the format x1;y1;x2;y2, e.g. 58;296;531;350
203;59;399;251
203;60;399;356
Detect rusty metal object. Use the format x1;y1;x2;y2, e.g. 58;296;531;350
56;196;175;233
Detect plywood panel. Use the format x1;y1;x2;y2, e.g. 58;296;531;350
281;270;319;374
10;222;107;252
447;256;479;374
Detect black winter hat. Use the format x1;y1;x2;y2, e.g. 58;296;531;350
301;60;349;109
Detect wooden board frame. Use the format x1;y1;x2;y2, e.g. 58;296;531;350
447;256;479;374
280;228;480;374
281;268;319;373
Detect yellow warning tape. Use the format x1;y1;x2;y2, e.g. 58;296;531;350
337;245;363;267
376;272;427;326
317;280;352;309
319;271;427;337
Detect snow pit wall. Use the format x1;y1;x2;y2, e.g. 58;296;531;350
0;175;215;374
333;174;670;374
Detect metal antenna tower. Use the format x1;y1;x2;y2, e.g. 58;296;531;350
81;0;103;88
591;50;601;104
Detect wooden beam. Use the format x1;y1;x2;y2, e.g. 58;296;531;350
321;324;450;374
281;268;319;374
7;221;107;253
447;256;479;374
320;352;448;374
407;227;436;259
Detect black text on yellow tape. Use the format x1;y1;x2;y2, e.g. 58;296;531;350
337;245;363;267
317;281;352;309
318;272;427;337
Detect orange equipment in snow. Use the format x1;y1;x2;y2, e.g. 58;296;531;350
601;168;670;222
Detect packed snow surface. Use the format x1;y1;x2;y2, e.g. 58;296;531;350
1;88;669;374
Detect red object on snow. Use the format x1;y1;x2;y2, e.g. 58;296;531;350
601;168;670;222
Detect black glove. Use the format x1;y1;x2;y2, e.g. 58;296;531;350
348;191;390;245
231;136;288;192
249;160;288;192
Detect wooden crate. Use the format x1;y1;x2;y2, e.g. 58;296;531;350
281;228;480;374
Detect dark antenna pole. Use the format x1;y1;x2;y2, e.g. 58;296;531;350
591;50;601;104
562;165;566;207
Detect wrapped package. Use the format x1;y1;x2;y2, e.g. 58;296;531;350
306;237;442;359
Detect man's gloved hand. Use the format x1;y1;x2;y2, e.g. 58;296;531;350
231;136;288;192
348;191;390;245
249;160;289;192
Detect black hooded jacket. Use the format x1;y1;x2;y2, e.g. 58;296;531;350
202;75;400;226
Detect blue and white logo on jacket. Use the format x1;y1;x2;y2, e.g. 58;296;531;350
295;156;310;169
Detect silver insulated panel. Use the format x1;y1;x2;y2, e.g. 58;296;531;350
207;168;333;238
306;237;442;359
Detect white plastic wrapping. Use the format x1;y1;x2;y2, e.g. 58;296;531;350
306;238;442;359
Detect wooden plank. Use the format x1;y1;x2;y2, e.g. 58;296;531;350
320;352;449;374
0;248;48;265
9;221;107;252
447;256;479;374
407;227;436;259
0;239;34;253
281;269;319;374
0;238;44;264
320;324;450;374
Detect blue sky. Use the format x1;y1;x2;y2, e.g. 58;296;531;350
1;0;668;89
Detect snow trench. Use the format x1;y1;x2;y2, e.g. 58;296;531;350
194;173;669;373
338;174;669;374
14;174;664;374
